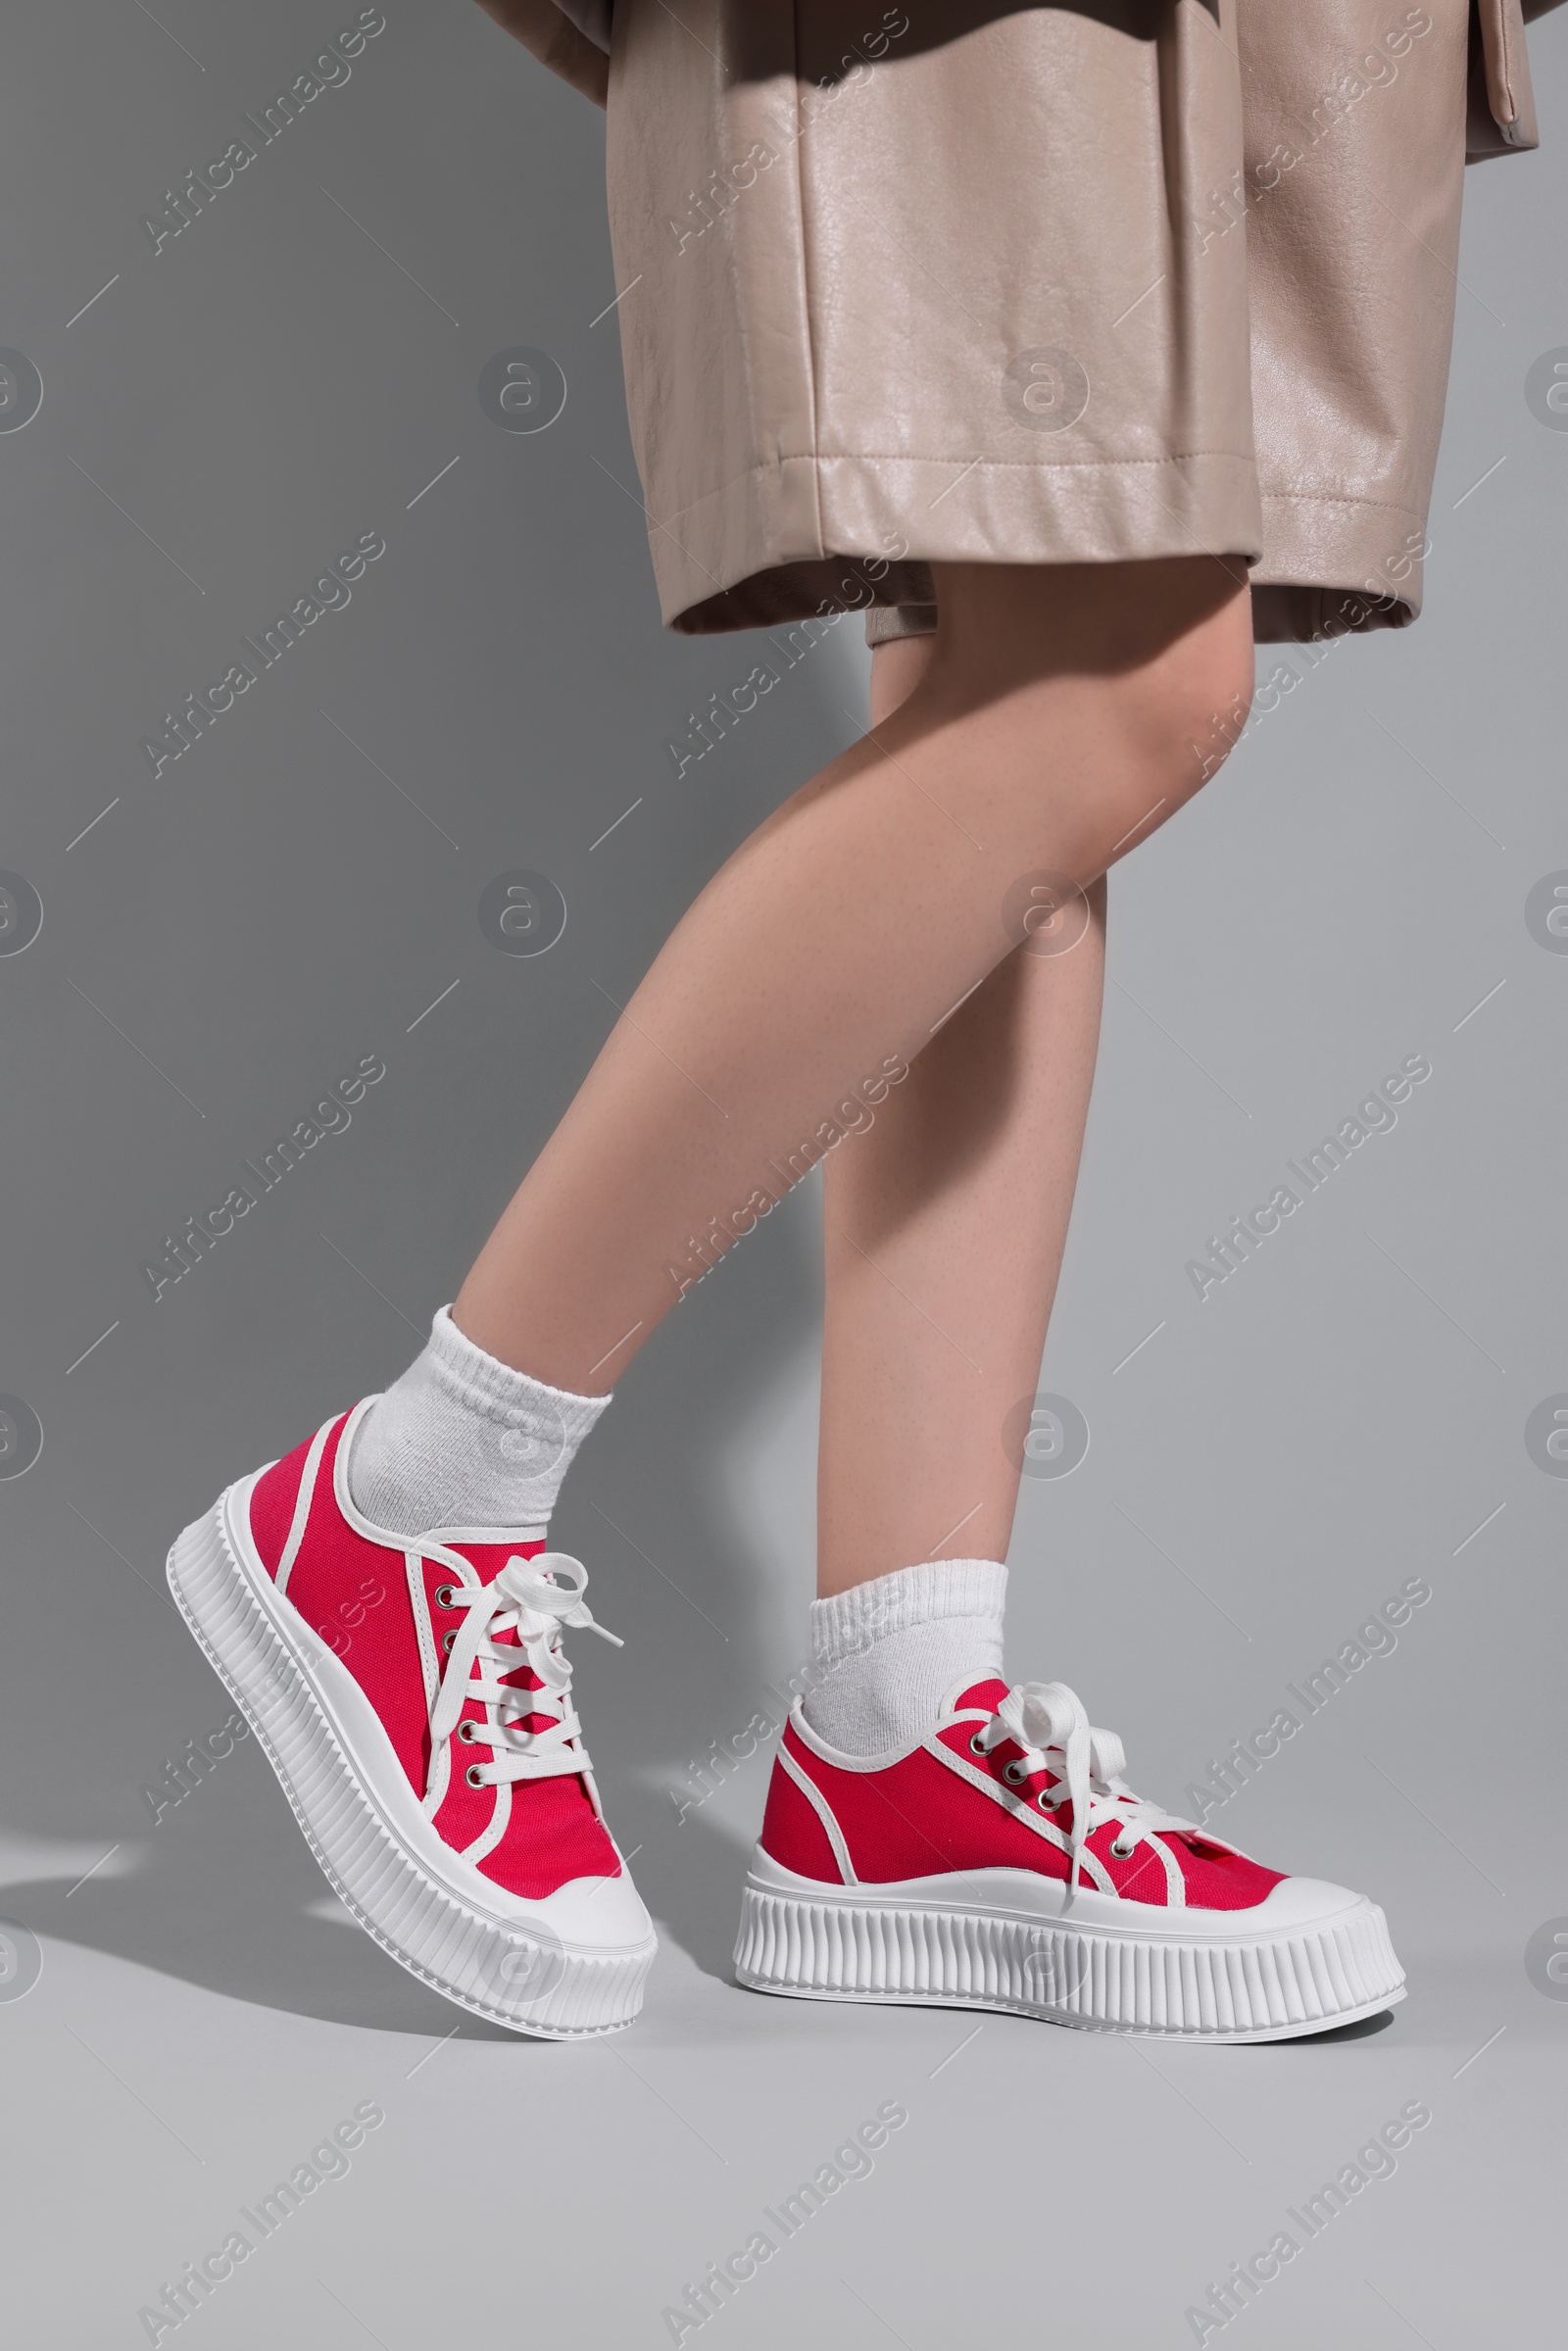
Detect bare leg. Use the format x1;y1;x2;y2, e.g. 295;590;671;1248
817;629;1105;1596
456;556;1250;1397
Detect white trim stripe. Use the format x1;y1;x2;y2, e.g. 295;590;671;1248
778;1739;857;1886
274;1418;334;1597
409;1550;450;1819
925;1735;1118;1895
463;1777;510;1865
1145;1831;1185;1908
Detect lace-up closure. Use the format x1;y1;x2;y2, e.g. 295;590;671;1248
975;1679;1201;1890
170;1399;657;2034
425;1551;619;1805
739;1665;1405;2036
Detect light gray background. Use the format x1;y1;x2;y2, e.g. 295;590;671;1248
2;6;1565;2345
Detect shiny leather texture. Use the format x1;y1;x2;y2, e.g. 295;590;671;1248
491;3;1559;641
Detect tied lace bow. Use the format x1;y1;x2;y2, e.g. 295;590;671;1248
979;1680;1200;1891
426;1551;620;1791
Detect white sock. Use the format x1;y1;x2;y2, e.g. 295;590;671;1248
801;1559;1007;1755
346;1306;612;1536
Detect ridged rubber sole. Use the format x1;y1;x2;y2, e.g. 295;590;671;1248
734;1869;1406;2042
167;1492;656;2040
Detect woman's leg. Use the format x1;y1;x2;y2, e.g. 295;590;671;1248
455;555;1251;1395
817;630;1106;1599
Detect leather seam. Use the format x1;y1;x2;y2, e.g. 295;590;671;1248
1257;490;1424;515
1492;0;1523;120
787;0;827;564
660;452;1259;521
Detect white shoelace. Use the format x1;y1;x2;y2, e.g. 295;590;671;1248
975;1680;1201;1889
426;1552;620;1793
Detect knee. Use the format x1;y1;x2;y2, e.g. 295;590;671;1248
1043;607;1252;877
933;556;1255;813
1117;606;1255;810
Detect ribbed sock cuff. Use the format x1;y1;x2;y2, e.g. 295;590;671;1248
809;1557;1008;1673
802;1560;1008;1756
430;1306;610;1422
347;1308;612;1536
429;1306;611;1474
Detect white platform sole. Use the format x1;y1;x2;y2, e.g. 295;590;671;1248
167;1485;656;2040
733;1854;1405;2043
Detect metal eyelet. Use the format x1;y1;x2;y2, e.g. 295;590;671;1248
1110;1837;1134;1859
969;1733;989;1758
457;1719;476;1742
1037;1789;1057;1811
442;1630;456;1653
1003;1760;1027;1786
465;1764;484;1789
434;1584;456;1608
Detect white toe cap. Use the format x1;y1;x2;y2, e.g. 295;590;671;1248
1251;1874;1374;1929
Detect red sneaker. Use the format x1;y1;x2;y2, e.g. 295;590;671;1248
735;1678;1404;2040
167;1400;656;2037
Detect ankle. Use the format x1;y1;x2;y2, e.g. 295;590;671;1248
802;1559;1006;1756
347;1307;612;1537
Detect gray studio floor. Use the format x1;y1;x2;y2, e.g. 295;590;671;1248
4;1238;1563;2347
0;1670;1559;2349
4;4;1567;2345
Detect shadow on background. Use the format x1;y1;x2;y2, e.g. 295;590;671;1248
0;1147;819;2034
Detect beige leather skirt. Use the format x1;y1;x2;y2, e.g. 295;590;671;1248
602;1;1486;644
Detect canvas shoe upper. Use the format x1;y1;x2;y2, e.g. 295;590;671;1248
168;1398;656;2036
248;1405;623;1899
760;1675;1282;1906
736;1674;1405;2040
